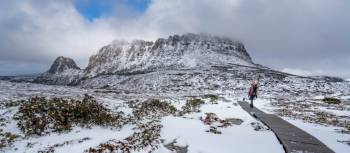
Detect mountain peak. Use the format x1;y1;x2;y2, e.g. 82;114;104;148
48;56;80;74
85;33;254;77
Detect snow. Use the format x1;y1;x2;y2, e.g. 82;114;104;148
1;34;350;152
161;117;283;153
316;106;350;116
161;99;284;153
0;81;287;153
9;126;135;153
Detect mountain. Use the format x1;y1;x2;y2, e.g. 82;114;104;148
85;33;254;78
48;56;80;74
77;34;348;96
33;56;83;85
1;33;348;96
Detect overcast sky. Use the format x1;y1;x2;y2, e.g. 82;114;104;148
0;0;349;78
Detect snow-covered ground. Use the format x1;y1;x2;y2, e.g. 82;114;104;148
0;81;285;153
254;98;350;153
1;80;349;153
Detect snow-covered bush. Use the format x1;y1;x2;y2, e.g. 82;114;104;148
200;113;243;134
322;97;341;104
87;120;162;153
0;129;20;149
14;94;126;136
181;98;205;114
132;99;177;119
204;94;219;103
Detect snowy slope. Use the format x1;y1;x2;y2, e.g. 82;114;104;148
80;63;350;99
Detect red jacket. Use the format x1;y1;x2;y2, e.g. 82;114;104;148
248;85;258;97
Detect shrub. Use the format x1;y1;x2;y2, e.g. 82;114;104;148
200;112;243;134
322;97;341;104
181;98;205;114
132;99;177;119
88;120;162;153
14;94;126;136
346;124;350;132
204;94;219;102
0;129;20;149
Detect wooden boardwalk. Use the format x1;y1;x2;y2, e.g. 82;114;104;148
239;101;335;153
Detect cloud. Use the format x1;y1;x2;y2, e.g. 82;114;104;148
0;0;127;72
0;0;349;77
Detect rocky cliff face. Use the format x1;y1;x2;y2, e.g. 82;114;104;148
34;57;83;85
85;33;254;77
48;56;80;74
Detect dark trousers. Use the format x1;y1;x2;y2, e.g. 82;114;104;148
249;95;256;107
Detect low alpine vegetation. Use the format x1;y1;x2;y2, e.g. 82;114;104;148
204;94;219;103
200;113;243;134
0;129;20;149
87;120;162;153
0;100;23;109
132;99;177;119
14;94;126;136
181;98;205;114
322;97;341;104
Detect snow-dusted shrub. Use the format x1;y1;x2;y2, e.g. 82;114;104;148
14;94;126;136
200;113;243;134
181;98;205;114
345;124;350;133
0;129;20;149
164;139;188;153
322;97;341;104
132;99;177;119
87;120;162;153
250;122;269;131
204;94;219;103
0;100;23;109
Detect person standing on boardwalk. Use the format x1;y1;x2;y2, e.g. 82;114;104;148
248;80;258;108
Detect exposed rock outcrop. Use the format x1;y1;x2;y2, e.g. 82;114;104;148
85;33;254;77
34;57;83;85
48;56;80;74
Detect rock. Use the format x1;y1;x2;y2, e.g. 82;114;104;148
34;56;83;85
85;33;254;78
48;56;80;74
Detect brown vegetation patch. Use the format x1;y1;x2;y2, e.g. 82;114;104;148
87;120;162;153
200;113;243;134
14;94;127;136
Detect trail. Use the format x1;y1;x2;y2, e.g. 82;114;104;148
239;101;335;153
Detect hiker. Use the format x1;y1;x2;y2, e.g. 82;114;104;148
248;80;258;108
